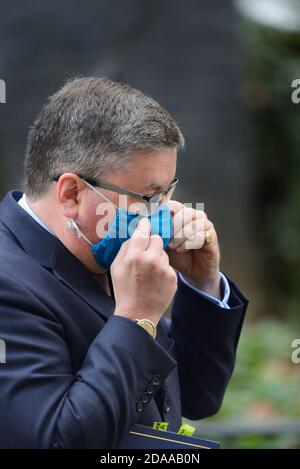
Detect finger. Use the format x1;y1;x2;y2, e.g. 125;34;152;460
176;231;206;252
171;208;206;241
167;200;185;216
168;202;207;222
170;217;206;249
160;249;170;265
147;234;164;254
169;214;207;251
167;200;205;221
175;222;217;253
128;217;151;253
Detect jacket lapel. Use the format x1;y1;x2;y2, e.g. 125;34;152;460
51;240;115;321
0;191;115;321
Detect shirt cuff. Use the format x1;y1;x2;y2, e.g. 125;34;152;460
179;272;231;309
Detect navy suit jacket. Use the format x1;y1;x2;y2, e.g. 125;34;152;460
0;191;248;448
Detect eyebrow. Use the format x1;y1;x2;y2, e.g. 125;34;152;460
146;183;163;191
145;177;176;193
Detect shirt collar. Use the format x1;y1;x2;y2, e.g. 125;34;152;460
18;193;55;236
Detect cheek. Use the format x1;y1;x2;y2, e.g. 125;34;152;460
81;200;117;241
79;199;100;241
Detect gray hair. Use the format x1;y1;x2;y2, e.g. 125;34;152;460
24;76;184;199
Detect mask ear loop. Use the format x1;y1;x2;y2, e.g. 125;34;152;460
67;219;93;246
66;180;119;247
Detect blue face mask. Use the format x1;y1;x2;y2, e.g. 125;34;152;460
91;204;173;269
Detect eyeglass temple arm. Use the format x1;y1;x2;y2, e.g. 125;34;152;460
96;179;149;201
53;175;178;202
52;175;146;200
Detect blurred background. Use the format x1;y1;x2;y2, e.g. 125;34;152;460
0;0;299;448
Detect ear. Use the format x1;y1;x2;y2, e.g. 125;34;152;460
55;173;86;219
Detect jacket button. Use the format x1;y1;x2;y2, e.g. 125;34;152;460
147;383;154;394
136;401;143;412
152;374;161;385
142;392;149;403
164;402;171;413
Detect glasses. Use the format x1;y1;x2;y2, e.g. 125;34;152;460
52;174;179;211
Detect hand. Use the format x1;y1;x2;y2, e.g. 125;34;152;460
111;217;178;326
167;201;221;299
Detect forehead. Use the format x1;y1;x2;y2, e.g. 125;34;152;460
107;149;177;192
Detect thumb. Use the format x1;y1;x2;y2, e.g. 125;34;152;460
129;217;151;251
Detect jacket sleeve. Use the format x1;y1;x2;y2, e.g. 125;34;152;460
0;272;176;449
170;274;248;420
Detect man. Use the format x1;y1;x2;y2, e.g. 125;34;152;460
0;77;247;448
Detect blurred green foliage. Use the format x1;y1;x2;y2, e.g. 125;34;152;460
199;319;300;448
237;0;300;320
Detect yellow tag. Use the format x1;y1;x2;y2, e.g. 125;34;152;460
152;421;169;431
177;423;196;436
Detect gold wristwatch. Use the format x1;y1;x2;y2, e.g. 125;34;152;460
135;319;157;339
